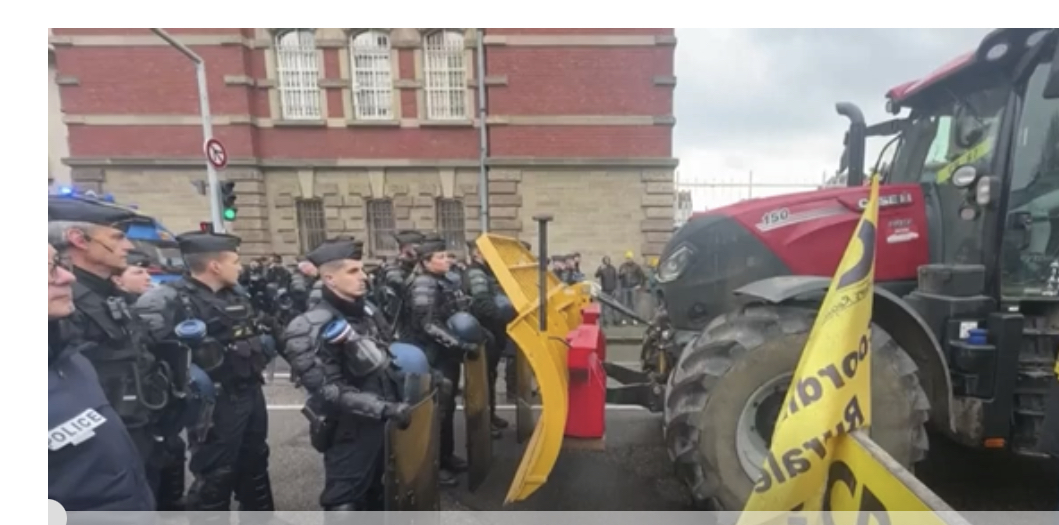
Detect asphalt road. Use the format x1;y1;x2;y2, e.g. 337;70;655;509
257;366;1057;510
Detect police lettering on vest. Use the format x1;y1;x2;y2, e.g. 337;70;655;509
49;408;107;451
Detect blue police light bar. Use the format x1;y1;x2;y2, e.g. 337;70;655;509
58;186;74;196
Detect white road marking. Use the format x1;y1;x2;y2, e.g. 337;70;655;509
263;361;644;382
265;403;645;412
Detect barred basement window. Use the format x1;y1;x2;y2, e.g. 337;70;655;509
274;29;321;120
423;30;466;120
295;198;327;253
366;199;397;255
350;30;393;120
436;198;466;251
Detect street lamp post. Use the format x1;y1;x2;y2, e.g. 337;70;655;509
150;28;225;233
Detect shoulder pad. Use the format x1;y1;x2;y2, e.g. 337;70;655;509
134;285;179;311
304;307;335;326
286;308;333;339
412;274;436;287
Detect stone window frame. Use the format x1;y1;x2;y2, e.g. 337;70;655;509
365;198;398;256
435;196;467;253
411;29;477;125
294;197;327;253
421;29;472;122
341;29;401;123
264;28;328;124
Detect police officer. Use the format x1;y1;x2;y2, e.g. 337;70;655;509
134;231;276;518
284;236;412;513
48;195;177;504
49;241;156;511
401;232;477;486
465;241;513;438
113;250;154;297
118;250;188;511
290;258;318;313
377;230;426;328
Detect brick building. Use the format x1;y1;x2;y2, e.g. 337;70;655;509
50;28;678;264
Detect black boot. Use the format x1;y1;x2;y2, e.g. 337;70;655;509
156;463;187;511
236;469;276;511
323;503;358;525
491;415;509;429
438;469;459;487
441;455;468;473
186;467;238;525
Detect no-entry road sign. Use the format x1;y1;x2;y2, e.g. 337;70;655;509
204;138;228;169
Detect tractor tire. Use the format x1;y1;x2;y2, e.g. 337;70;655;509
662;303;931;510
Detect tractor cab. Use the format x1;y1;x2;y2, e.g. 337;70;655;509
859;28;1059;456
879;28;1059;301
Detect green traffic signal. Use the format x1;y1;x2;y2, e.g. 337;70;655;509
223;208;237;221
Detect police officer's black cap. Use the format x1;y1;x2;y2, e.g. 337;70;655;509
126;250;152;268
306;236;364;267
394;230;425;246
176;231;241;255
48;195;152;229
415;232;448;258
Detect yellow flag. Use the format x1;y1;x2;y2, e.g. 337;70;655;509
739;175;881;521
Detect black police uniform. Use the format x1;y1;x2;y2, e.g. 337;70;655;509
308;280;324;310
134;232;276;517
400;234;476;485
464;248;512;434
49;320;156;511
283;237;412;512
49;196;177;504
121;250;189;511
289;265;317;313
376;230;426;329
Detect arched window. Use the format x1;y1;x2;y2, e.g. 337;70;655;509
350;30;393;120
274;29;321;120
423;30;466;120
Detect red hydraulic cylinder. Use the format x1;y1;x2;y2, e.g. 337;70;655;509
565;302;607;439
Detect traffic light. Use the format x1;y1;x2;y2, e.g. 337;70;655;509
220;181;237;221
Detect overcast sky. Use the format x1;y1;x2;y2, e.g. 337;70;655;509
674;28;992;209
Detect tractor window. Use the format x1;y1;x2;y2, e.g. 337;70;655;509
890;86;1009;186
1001;60;1059;296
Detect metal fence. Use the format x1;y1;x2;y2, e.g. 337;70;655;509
675;171;830;212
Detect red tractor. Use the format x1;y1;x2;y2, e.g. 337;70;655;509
638;28;1059;509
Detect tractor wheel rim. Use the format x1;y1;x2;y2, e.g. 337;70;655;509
735;372;792;481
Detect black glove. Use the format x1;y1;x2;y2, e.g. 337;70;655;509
384;402;412;430
433;372;454;397
461;341;480;359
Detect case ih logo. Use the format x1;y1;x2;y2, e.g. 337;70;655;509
858;192;913;210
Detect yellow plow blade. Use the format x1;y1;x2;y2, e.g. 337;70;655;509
475;234;591;504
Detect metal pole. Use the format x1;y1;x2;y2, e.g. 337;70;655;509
534;214;553;332
475;29;490;233
151;28;225;233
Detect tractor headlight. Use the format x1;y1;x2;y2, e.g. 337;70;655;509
657;245;694;284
